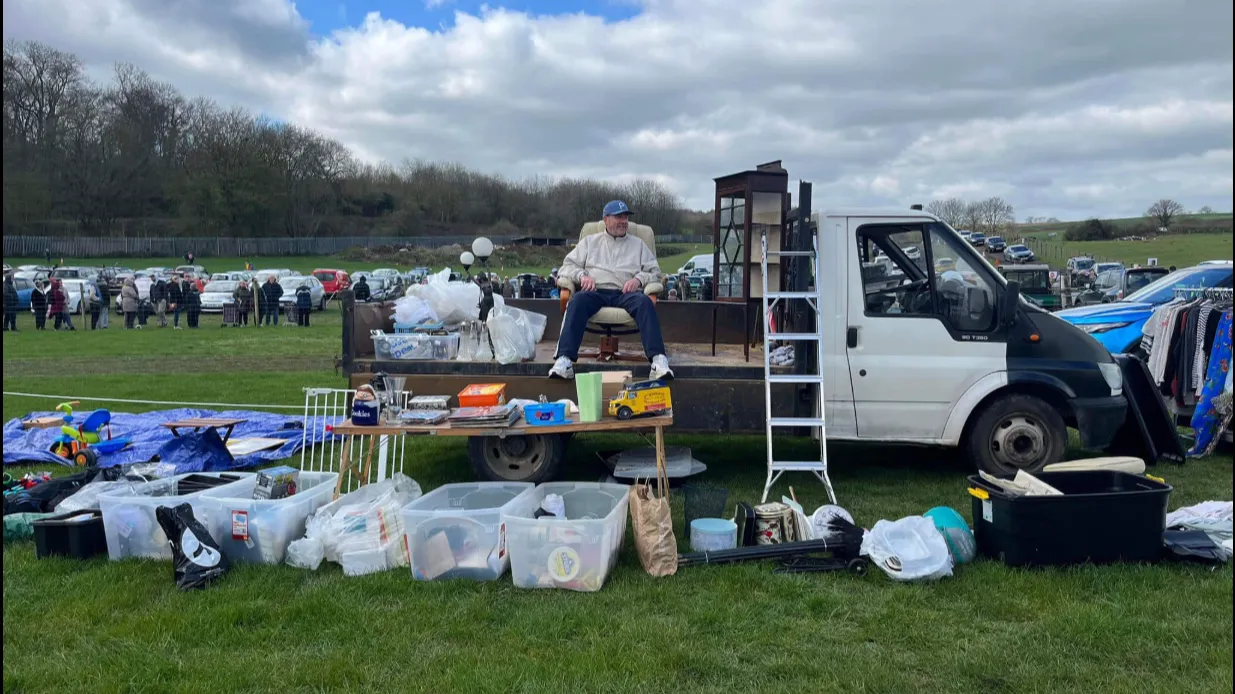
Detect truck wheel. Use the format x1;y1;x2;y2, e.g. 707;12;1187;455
616;406;634;420
965;394;1066;476
468;434;565;483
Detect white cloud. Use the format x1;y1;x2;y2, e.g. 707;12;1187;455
2;0;1232;219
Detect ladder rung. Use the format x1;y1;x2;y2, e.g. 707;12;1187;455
770;417;827;427
767;332;818;340
769;250;815;257
766;291;817;300
767;374;825;384
771;461;828;471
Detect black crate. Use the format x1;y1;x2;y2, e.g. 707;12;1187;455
968;470;1171;567
33;509;108;560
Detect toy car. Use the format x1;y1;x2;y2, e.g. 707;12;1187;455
607;379;672;420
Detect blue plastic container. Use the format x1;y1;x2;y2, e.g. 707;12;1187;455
524;402;567;426
690;517;738;552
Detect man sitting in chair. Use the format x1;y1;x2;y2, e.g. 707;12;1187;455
550;200;674;381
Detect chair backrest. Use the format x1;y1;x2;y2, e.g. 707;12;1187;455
79;409;111;434
578;221;657;256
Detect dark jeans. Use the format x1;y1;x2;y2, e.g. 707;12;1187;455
34;310;46;330
3;311;15;331
124;311;136;329
172;304;181;327
187;308;200;328
90;306;100;329
554;289;666;361
239;309;249;325
297;307;310;327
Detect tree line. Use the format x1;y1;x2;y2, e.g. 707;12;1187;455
2;40;691;239
924;197;1017;236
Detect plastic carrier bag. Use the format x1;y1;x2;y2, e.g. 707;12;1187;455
486;305;548;364
406;269;480;324
860;515;953;581
156;502;230;590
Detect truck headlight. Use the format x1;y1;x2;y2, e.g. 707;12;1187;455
1079;322;1131;334
1099;362;1123;397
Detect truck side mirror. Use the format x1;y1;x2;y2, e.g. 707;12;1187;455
1001;281;1021;326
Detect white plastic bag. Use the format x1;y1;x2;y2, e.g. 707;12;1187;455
393;295;437;326
406;268;480;324
55;479;147;514
486;305;548;364
286;473;423;575
860;515;954;581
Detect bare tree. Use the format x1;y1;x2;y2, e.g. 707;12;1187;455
975;197;1016;235
1145;199;1184;230
1198;205;1214;215
925;198;968;229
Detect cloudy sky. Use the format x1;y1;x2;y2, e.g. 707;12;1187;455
4;0;1232;219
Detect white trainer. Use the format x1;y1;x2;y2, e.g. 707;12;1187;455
650;354;674;380
549;356;575;379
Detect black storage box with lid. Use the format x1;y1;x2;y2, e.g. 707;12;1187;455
968;470;1171;567
33;509;108;560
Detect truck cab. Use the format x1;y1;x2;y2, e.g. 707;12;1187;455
814;209;1126;475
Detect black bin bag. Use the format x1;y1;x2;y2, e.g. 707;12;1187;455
155;503;230;590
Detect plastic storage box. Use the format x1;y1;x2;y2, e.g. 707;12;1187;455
99;472;254;560
401;482;536;581
502;482;630;592
374;333;460;360
968;470;1172;567
197;471;339;565
34;509;108;559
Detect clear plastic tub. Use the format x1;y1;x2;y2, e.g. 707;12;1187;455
196;471;339;564
502;482;630;592
401;482;536;581
98;472;255;561
374;333;460;360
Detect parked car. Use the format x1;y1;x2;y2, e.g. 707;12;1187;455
1000;264;1060;311
50;266;97;281
210;271;253;283
312;268;351;295
276;276;326;311
1066;256;1097;285
984;236;1006;253
1003;244;1035;263
1056;263;1234;353
200;280;239;312
9;274;36;310
969;232;986;247
1071;266;1171;306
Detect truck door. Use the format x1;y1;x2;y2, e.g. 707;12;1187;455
845;219;1005;440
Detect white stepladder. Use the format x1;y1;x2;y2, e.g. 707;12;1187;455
759;229;836;504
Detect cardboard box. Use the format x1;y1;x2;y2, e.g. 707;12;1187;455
458;384;507;407
601;371;632;405
253;466;299;500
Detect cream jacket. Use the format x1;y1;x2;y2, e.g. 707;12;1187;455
558;231;662;291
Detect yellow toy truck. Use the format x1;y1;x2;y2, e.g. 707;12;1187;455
608;379;673;420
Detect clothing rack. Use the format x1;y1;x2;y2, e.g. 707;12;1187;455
1156;289;1233;450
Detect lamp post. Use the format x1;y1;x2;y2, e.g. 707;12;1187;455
471;237;496;321
459;251;475;280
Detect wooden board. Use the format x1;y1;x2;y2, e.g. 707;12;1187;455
161;418;248;429
21;416;66;430
225;437;287;455
330;412;673;438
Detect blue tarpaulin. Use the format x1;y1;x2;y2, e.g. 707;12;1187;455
3;408;342;470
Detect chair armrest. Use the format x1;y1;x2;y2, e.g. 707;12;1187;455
557;277;577;291
643;282;663;295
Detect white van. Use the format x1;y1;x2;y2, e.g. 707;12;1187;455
675;254;713;275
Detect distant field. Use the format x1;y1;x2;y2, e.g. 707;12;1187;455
1011;231;1233;269
1019;212;1233;237
5;244;711;281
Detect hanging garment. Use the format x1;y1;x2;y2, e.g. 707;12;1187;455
1189;311;1232;457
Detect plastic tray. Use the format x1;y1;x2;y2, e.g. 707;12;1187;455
968;470;1171;567
401;482;536;581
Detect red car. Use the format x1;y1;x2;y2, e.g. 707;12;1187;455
312;269;350;295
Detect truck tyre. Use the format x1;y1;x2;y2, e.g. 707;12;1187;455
965;394;1066;477
468;433;565;483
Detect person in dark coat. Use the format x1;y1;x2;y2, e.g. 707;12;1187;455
184;281;202;328
353;276;371;302
30;280;48;330
261;276;284;326
295;281;313;327
150;277;168;327
233;281;254;326
167;276;184;329
95;276;111;329
3;275;18;331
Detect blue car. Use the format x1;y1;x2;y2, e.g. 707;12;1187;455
1055;264;1233;354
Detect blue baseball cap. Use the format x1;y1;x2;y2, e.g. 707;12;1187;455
602;200;632;217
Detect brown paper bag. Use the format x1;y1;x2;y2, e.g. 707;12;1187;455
629;434;678;577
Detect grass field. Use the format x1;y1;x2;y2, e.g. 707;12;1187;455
1019;213;1233;236
3;268;1233;692
1011;231;1233;269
